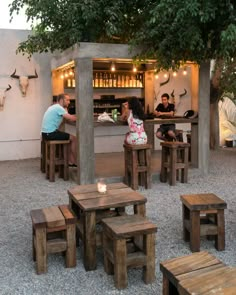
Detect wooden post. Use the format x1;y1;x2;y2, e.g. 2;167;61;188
75;57;95;184
198;62;210;174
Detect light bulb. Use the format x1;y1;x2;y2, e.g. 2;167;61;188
173;72;177;77
164;73;168;78
111;62;116;72
183;67;187;75
60;74;64;79
133;65;137;72
155;74;159;79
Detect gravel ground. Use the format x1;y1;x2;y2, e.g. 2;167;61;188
0;148;236;295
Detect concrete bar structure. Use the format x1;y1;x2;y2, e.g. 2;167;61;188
51;42;210;184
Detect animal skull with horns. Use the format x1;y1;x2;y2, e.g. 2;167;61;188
10;69;38;96
0;85;12;110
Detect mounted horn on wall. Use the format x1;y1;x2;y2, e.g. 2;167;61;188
0;85;12;110
10;69;38;97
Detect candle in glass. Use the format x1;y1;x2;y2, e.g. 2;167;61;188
97;178;107;193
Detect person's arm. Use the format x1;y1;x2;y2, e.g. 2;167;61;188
154;104;162;116
63;113;76;122
120;102;130;121
155;104;175;117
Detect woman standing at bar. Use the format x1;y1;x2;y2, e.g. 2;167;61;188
121;97;147;145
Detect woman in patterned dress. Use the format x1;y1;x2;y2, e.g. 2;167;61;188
121;97;147;145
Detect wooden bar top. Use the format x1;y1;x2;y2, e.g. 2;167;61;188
144;117;198;125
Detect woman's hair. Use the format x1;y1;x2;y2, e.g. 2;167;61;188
128;97;145;120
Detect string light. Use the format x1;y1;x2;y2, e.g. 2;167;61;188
164;73;168;78
111;62;116;72
183;67;187;75
133;65;137;72
173;71;177;77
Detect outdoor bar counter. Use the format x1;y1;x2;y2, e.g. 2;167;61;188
65;119;129;153
65;116;198;167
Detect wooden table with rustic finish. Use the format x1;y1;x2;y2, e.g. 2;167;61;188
68;182;147;271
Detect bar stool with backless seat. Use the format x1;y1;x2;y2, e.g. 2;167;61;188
123;143;152;190
45;140;70;182
160;141;190;186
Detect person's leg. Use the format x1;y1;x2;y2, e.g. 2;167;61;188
156;127;165;140
167;125;176;141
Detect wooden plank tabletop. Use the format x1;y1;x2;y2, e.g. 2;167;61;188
180;193;227;210
77;191;147;211
178;266;236;294
144;117;198;125
68;182;128;197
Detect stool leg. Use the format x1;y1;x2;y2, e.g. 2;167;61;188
35;227;47;274
103;232;114;275
40;139;46;173
138;149;145;187
63;144;69;181
49;144;56;182
114;238;127;289
190;211;200;252
32;227;36;261
182;204;190;242
65;223;76;268
169;148;177;186
160;147;167;182
215;209;225;251
143;233;155;284
83;212;96;271
124;148;129;185
145;148;151;189
131;150;138;190
181;147;189;183
45;142;49;179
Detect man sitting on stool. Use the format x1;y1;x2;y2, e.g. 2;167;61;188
154;93;176;141
41;93;77;167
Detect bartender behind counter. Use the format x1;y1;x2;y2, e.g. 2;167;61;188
154;93;176;141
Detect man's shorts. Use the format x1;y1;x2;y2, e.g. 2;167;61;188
157;124;175;135
42;130;70;141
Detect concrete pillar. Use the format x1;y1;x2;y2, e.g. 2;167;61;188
198;62;210;174
75;58;95;184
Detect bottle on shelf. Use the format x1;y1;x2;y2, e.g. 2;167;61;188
95;73;99;87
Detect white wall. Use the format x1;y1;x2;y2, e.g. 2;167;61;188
0;29;52;160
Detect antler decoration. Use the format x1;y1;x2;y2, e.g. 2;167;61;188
160;73;170;86
10;69;20;79
180;88;187;97
6;85;12;91
28;70;38;79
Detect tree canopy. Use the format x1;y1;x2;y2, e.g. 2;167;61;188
9;0;236;73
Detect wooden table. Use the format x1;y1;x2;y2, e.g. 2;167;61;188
144;117;198;167
68;182;147;271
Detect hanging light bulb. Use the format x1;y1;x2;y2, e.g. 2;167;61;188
133;65;137;72
64;71;69;78
69;69;73;76
155;74;159;79
183;67;187;75
111;62;116;72
173;71;177;77
60;73;64;79
164;73;168;78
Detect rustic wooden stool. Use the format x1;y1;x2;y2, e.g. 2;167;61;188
160;251;225;295
180;193;227;252
160;141;190;186
45;140;70;182
30;205;77;274
101;215;157;290
123;143;152;190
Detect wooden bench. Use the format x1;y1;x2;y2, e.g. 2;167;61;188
160;251;227;295
160;141;190;186
180;193;227;252
45;140;70;182
30;205;76;274
123;143;152;190
101;215;157;289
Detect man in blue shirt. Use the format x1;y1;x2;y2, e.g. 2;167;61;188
41;93;77;166
154;93;176;141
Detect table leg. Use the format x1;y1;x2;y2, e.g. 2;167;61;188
190;210;200;252
83;211;96;271
216;209;225;251
182;204;190;242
